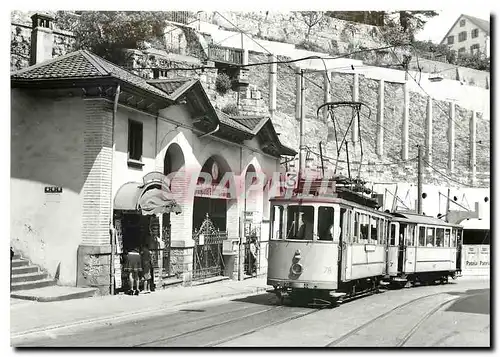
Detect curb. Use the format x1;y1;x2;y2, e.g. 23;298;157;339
11;285;269;339
11;289;99;303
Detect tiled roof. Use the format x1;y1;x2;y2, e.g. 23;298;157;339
215;109;253;134
463;14;490;35
147;78;197;99
11;50;172;100
231;116;269;132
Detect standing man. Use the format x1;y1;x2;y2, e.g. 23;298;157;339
297;212;314;240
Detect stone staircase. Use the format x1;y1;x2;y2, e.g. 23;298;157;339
10;250;98;302
10;252;56;292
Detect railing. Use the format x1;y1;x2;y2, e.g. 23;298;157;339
208;44;244;65
166;11;194;25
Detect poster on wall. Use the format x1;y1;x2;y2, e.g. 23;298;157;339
463;245;490;269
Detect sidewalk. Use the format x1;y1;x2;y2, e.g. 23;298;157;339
10;276;269;337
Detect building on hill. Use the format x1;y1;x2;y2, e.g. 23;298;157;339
440;14;490;58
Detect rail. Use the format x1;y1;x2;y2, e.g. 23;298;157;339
207;44;244;65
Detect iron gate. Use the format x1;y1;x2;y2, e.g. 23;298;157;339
192;214;227;281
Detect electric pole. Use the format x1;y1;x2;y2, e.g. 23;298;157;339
417;145;423;214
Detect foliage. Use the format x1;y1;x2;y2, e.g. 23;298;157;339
325;11;385;26
55;11;172;64
294;11;326;40
215;72;232;95
295;40;327;53
221;103;239;116
455;53;490;71
410;40;490;72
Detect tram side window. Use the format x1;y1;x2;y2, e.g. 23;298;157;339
436;228;444;247
318;206;335;241
271;205;284;240
378;219;386;244
359;214;369;242
286;206;314;240
444;229;450;247
451;229;457;248
426;227;435;247
390;223;397;246
370;217;379;244
406;225;415;246
342;209;351;243
418;227;426;246
353;212;360;243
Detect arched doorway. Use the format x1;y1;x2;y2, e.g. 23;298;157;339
161;143;186;278
243;164;262;278
192;155;232;230
192;155;233;280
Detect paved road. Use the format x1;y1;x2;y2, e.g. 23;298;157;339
12;279;490;347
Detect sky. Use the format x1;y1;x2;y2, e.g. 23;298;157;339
415;10;492;43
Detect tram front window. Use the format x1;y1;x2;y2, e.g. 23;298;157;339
286;206;314;240
318;206;335;241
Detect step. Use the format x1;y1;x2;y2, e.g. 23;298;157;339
10;278;56;291
11;272;48;284
11;259;30;268
12;253;21;260
11;286;99;302
11;265;39;275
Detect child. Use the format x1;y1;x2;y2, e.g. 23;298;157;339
141;245;152;294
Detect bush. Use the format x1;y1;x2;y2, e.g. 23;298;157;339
215;72;232;95
295;40;327;53
221;103;239;116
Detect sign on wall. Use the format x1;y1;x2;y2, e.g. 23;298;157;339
463;244;490;268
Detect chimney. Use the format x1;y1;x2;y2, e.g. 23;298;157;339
30;13;55;65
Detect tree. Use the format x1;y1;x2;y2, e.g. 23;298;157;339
386;11;439;41
55;11;173;64
295;11;326;41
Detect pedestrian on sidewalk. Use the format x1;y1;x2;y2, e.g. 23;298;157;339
141;244;152;294
124;248;142;295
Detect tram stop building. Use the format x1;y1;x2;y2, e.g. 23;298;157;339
11;49;296;294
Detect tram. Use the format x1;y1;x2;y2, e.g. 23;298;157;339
386;211;463;287
267;178;464;307
267;177;392;306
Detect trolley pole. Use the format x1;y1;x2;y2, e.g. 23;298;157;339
298;69;305;185
445;188;451;222
417;145;423;214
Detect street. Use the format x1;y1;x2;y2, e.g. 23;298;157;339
12;279;490;347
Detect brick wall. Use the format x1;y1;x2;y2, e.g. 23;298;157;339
81;99;114;245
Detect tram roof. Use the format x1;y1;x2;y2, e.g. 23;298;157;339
270;195;393;218
390;211;463;228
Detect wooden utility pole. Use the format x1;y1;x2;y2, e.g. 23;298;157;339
417;145;423;214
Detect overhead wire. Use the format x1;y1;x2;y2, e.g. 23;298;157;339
160;14;485;188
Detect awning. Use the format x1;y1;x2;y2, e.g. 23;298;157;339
114;181;182;215
138;187;182;215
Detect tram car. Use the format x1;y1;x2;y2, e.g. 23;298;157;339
267;177;463;307
385;211;463;287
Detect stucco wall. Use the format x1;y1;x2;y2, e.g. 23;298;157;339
11;90;86;285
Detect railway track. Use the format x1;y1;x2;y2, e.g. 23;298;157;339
325;292;460;347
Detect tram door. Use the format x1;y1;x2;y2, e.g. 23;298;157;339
397;224;407;273
340;209;352;281
404;224;417;274
387;223;399;276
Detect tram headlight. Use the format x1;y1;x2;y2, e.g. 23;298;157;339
291;263;303;275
